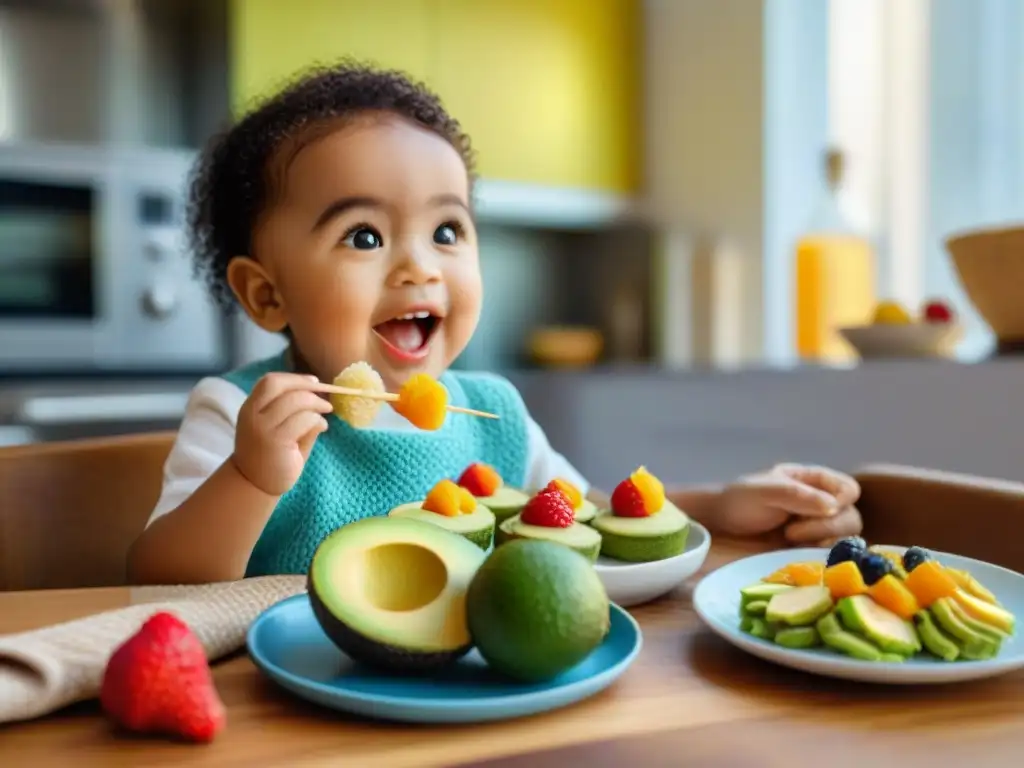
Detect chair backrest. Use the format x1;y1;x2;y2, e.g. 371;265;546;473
856;463;1024;574
0;431;175;591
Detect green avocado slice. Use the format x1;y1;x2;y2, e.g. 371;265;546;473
388;500;495;550
307;516;487;673
835;595;922;655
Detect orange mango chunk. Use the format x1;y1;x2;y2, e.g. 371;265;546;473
551;478;583;509
458;463;502;497
395;373;448;430
867;574;920;620
456;485;477;514
629;466;665;514
903;559;959;608
824;560;868;599
422;479;462;517
763;561;824;587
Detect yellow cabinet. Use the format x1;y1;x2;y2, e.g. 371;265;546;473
229;0;433;114
229;0;640;193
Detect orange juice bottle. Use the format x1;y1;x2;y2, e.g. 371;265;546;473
794;148;876;363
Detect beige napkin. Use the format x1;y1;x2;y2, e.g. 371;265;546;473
0;575;306;725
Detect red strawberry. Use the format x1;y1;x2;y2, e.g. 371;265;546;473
922;299;955;324
611;478;648;518
100;611;226;743
520;487;575;528
457;462;503;497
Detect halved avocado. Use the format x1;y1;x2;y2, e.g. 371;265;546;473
388;500;495;550
476;486;530;524
590;502;690;562
307;516;487;673
495;514;602;562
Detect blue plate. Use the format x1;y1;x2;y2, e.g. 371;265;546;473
247;594;642;723
694;545;1024;684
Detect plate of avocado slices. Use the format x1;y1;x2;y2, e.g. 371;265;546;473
693;537;1024;684
247;517;642;723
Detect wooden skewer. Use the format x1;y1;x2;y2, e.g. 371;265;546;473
312;382;500;420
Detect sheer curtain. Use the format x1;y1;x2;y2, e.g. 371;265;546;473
764;0;1024;363
926;0;1024;359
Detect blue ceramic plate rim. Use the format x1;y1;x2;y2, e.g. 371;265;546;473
692;545;1024;684
246;593;642;714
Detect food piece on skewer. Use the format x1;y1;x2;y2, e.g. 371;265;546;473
394;372;449;430
331;362;385;428
325;364;499;428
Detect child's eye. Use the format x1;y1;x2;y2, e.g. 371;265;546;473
341;226;383;250
433;222;461;246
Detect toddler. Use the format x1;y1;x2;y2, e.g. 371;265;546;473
128;63;863;585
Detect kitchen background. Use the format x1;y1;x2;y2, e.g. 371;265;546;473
1;0;1023;489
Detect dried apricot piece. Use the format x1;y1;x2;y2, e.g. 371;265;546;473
422;479;462;517
394;373;448;430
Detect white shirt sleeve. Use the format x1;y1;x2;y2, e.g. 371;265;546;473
146;377;246;527
522;415;591;495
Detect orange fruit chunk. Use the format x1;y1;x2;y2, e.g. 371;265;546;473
867;574;920;620
456;485;477;514
823;560;868;599
629;466;665;514
394;373;448;430
551;478;583;509
422;479;462;517
458;463;503;497
903;560;958;608
763;562;824;587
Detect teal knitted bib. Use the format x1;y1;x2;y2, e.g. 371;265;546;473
220;353;529;577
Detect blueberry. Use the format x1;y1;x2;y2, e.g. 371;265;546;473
902;546;932;573
826;536;868;567
857;553;894;585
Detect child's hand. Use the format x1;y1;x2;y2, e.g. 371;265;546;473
231;373;334;496
715;463;862;546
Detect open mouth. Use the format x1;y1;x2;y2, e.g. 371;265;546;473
372;310;442;360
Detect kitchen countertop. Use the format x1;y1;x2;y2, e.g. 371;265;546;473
4;359;1024;487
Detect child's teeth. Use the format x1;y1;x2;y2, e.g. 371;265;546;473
397;311;431;320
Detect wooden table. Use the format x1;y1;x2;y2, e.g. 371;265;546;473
1;539;1022;767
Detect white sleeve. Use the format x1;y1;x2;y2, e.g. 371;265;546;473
522;415;590;495
146;377;247;527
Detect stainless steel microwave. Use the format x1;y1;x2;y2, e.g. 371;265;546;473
0;141;227;374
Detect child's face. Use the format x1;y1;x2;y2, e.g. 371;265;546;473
231;114;481;390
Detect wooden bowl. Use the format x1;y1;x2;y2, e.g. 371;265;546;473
527;326;604;368
946;225;1024;342
838;323;962;360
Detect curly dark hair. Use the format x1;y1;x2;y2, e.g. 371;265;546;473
187;60;476;311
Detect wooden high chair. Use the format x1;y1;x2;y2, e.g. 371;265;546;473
855;463;1024;574
0;431;175;592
